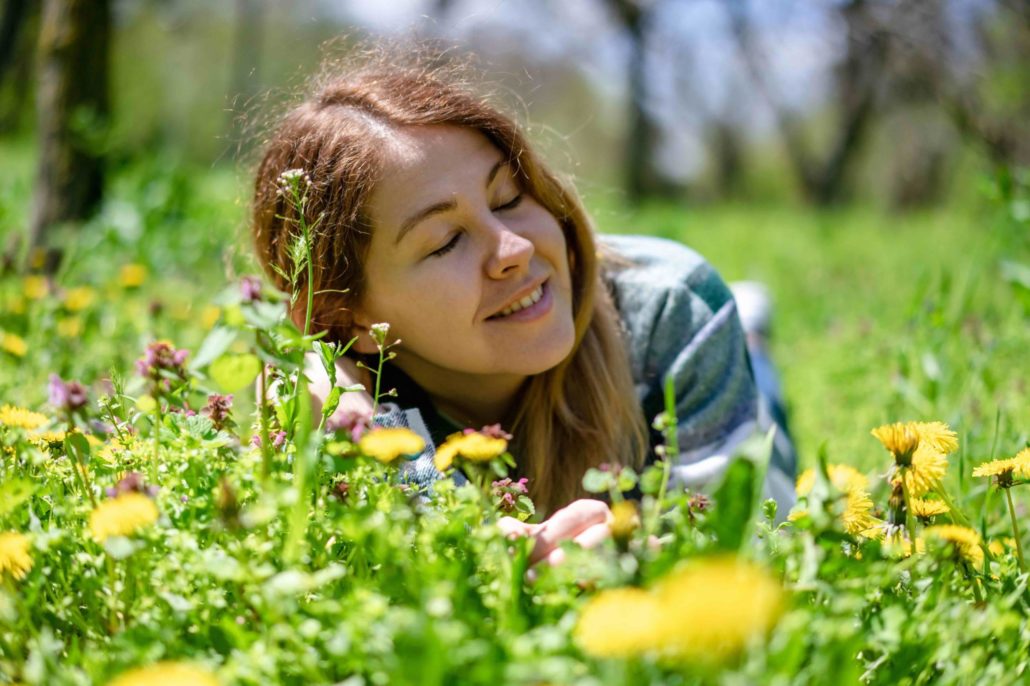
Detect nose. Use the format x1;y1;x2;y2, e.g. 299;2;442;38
484;221;533;279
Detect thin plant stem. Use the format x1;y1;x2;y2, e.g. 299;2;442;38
150;403;162;485
1004;487;1026;571
258;364;273;480
961;560;985;603
67;447;97;509
649;375;678;539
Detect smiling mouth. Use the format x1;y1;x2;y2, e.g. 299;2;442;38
489;282;546;319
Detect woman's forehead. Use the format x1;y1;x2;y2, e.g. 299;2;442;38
370;126;507;224
381;125;501;178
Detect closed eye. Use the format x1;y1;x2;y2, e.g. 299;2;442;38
494;193;523;212
429;231;462;258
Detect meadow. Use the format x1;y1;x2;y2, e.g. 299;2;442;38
1;146;1029;685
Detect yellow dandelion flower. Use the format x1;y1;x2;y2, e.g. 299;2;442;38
655;557;784;664
33;429;67;452
795;469;816;497
23;275;48;300
89;493;159;542
119;263;148;288
200;305;221;330
0;405;49;430
913;421;959;454
909;497;949;519
609;500;640;543
433;432;508;471
786;507;809;523
1;332;28;357
1016;448;1030;475
988;540;1005;557
57;316;83;338
972;457;1017;479
858;520;886;540
872;422;921;465
974;449;1030;485
925;524;984;569
884;532;925;557
796;464;868;497
574;587;663;658
63;286;96;311
891;444;950;498
0;531;33;581
841;489;877;536
357;427;425;464
874;420;957;460
107;662;219;686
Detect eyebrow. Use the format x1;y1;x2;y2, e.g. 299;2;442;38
394;158;508;245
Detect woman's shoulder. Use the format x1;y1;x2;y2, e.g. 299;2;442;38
598;233;734;317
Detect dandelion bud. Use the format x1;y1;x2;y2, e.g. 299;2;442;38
217;477;241;530
887;479;907;527
610;500;640;548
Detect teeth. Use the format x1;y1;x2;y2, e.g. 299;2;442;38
496;285;544;318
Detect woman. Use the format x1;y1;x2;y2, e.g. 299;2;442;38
251;50;795;562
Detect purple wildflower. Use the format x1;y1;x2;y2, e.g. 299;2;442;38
203;394;234;431
136;340;190;394
47;374;89;413
240;276;263;303
106;471;158;498
325;409;371;441
491;477;530;514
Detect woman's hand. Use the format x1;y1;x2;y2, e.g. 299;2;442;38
497;498;613;567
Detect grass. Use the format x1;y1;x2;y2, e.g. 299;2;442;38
2;142;1030;684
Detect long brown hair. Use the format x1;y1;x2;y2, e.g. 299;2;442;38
252;46;647;513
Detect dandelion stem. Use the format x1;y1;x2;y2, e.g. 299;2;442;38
900;475;919;551
1003;487;1026;572
933;486;971;527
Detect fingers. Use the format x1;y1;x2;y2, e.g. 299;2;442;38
530;499;611;565
497;516;537;540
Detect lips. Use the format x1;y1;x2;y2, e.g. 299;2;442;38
488;280;547;319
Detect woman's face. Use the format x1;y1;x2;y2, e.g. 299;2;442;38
354;125;576;392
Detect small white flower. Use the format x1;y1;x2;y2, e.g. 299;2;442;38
369;322;390;346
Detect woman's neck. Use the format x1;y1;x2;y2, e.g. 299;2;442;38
394;360;526;429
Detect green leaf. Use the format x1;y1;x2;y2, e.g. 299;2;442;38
710;458;757;552
64;432;91;466
321;386;343;422
639;465;664;495
316;341;338;386
209;353;262;394
0;479;35;516
581;468;612;494
191;327;237;370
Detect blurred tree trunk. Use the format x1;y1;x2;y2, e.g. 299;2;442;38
727;0;886;205
711;120;744;197
607;0;662;204
933;0;1029;173
0;0;36;131
0;0;30;87
28;0;110;271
